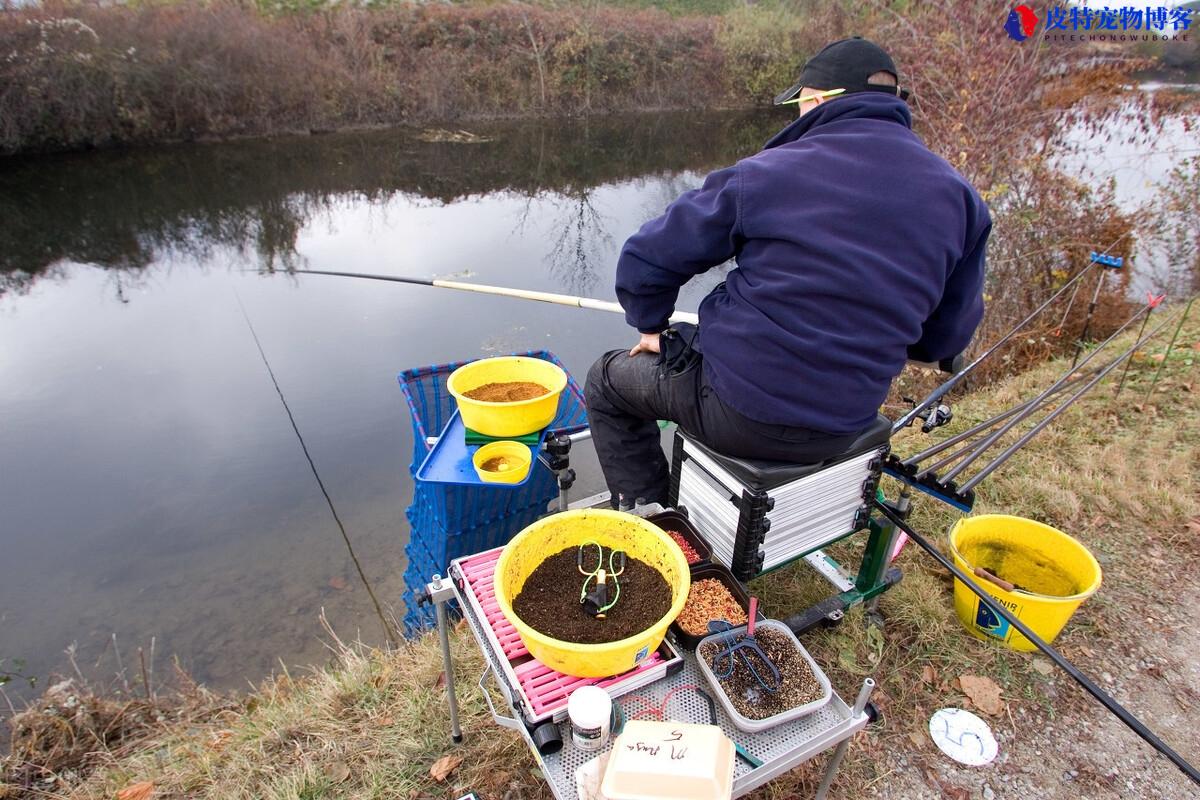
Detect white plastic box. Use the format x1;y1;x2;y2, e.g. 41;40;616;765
695;620;833;733
600;719;734;800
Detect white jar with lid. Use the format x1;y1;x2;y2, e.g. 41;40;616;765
567;685;612;751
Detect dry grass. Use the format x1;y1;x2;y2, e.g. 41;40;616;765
3;312;1197;799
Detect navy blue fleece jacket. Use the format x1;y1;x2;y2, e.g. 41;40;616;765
614;93;990;435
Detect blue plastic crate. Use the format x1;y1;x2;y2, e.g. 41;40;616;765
401;490;551;635
397;350;589;634
405;492;551;571
405;465;557;537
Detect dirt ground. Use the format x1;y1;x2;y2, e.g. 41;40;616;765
861;544;1200;800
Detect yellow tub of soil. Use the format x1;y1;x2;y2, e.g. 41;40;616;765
447;356;567;437
949;514;1102;652
494;509;690;678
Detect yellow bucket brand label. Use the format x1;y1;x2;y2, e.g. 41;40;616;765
974;597;1021;642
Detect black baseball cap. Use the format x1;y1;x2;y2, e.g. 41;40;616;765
773;36;909;106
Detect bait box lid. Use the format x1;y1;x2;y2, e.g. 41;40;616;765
600;720;734;800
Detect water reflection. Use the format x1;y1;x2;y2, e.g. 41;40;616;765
0;111;778;297
0;111;779;703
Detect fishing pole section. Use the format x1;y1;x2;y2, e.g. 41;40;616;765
874;501;1200;786
272;268;701;325
885;250;1168;510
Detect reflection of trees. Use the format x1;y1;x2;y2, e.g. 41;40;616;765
543;189;613;294
1;111;781;297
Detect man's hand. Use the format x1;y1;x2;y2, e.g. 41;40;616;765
629;332;661;357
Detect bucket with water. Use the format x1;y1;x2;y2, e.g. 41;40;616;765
949;514;1102;652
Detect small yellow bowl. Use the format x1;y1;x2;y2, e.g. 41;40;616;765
472;441;532;484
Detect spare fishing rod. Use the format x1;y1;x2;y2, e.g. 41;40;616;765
1114;291;1166;398
900;369;1100;479
874;501;1200;787
260;268;702;325
898;369;1098;468
957;310;1179;492
929;297;1159;484
1144;294;1197;403
233;290;400;648
892;264;1092;434
894;239;1128;435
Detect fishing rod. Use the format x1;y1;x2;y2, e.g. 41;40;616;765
898;370;1097;467
874;501;1200;787
233;290;400;648
902;372;1099;480
958;310;1178;492
1114;292;1166;398
892;263;1094;434
266;268;701;325
1143;294;1197;403
931;299;1157;483
894;236;1130;435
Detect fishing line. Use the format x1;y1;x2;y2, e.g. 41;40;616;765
875;501;1200;787
233;289;399;647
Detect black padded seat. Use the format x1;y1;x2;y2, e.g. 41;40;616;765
684;414;892;492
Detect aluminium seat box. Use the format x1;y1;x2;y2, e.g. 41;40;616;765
667;415;891;581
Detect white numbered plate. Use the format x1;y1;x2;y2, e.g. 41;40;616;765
929;707;998;766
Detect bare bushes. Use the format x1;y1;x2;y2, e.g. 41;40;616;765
0;1;739;153
0;2;345;151
857;0;1157;388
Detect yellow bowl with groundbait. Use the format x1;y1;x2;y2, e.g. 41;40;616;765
494;509;690;678
447;356;567;437
472;441;532;484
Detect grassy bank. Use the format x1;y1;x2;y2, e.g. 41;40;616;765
3;311;1197;799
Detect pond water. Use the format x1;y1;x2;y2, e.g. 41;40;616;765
0;111;776;700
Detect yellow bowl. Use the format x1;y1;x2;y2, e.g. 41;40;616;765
494;509;690;678
447;356;568;437
472;441;532;484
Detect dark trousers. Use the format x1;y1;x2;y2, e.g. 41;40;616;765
584;346;859;507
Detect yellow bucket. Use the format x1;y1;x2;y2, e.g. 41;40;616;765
949;514;1102;652
447;356;567;437
494;509;690;678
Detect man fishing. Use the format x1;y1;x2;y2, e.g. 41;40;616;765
585;37;991;510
